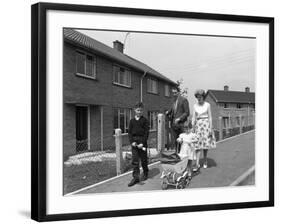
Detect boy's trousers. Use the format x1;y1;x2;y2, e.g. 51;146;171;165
131;146;149;179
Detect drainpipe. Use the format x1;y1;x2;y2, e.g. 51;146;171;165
248;103;250;126
140;71;147;102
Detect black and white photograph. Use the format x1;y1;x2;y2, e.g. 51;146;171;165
0;0;279;223
30;3;274;221
62;28;256;195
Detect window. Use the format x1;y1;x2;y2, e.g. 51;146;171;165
236;116;240;127
237;103;242;109
147;78;158;94
113;65;131;87
241;116;245;126
164;84;170;97
113;108;132;134
223;103;228;108
222;117;229;128
148;111;158;130
76;51;96;78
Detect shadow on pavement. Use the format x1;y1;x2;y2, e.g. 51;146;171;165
199;157;217;168
148;167;160;178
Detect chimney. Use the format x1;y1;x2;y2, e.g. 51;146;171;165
245;87;250;93
224;85;229;91
113;40;124;53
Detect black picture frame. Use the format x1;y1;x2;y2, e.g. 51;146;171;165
31;2;274;222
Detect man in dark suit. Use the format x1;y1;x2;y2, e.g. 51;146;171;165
166;87;190;150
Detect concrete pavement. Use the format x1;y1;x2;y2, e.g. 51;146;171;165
72;130;255;194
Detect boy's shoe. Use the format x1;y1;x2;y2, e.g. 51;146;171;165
141;173;148;181
128;178;140;187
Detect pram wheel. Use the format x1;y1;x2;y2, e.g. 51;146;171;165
186;178;191;187
177;179;188;189
161;177;168;190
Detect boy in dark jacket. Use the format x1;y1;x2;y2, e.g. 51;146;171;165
128;102;150;187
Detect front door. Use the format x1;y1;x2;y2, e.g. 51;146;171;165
76;106;89;152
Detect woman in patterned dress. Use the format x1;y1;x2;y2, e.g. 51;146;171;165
192;89;213;171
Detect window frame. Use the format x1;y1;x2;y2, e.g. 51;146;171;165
113;107;133;134
237;103;242;109
147;77;158;94
112;64;132;88
75;49;97;79
236;116;240;127
164;84;170;97
222;116;229;129
148;111;158;131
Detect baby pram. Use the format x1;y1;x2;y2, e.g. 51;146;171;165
159;144;190;190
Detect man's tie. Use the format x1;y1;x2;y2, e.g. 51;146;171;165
174;97;178;113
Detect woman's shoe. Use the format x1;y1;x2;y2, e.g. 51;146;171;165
203;161;208;169
192;164;200;172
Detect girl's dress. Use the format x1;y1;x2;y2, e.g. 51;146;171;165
193;101;213;150
177;132;198;160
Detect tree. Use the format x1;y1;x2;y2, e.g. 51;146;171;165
176;78;188;98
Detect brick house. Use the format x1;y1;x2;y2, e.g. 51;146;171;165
205;85;255;131
63;29;177;159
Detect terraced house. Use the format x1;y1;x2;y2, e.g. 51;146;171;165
205;85;255;131
63;29;177;158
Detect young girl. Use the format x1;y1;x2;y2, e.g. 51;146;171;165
177;121;198;179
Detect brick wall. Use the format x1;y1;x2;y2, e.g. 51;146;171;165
64;43;114;106
205;94;255;130
63;104;76;160
63;42;175;158
142;75;174;114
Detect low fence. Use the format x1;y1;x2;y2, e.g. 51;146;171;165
213;125;255;141
213;115;255;141
114;113;255;175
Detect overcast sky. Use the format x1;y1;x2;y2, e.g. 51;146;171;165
79;29;256;109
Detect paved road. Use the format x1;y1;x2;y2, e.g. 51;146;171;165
74;131;255;194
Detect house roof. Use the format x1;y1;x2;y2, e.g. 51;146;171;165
63;28;177;85
207;90;255;104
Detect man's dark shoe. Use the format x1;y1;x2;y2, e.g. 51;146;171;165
128;178;139;187
141;173;148;181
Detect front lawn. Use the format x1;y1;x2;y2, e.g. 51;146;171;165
64;159;117;194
